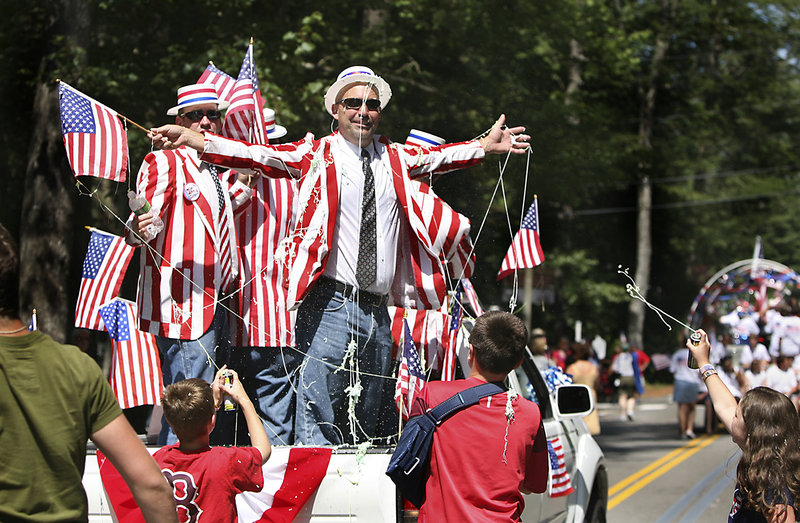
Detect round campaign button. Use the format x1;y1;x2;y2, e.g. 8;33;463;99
183;183;200;201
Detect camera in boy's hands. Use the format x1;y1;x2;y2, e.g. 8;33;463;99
222;370;237;412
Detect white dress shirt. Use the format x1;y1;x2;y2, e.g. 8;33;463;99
322;133;400;295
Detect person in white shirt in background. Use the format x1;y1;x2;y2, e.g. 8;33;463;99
717;356;747;400
766;306;800;358
747;335;770;364
670;346;703;439
709;332;730;365
745;358;769;390
765;355;799;407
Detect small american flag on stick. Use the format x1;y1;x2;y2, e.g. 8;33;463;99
395;318;426;420
197;62;236;104
58;81;129;181
222;41;267;144
74;229;134;331
497;195;545;280
99;298;163;409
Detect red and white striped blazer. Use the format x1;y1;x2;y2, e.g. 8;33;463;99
202;132;482;311
133;147;250;340
223;169;298;348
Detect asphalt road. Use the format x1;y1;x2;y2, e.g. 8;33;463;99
594;392;741;522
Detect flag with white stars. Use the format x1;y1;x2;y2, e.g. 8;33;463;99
395;318;427;420
58;81;129;181
74;229;134;331
222;43;268;144
497;195;545;280
99;298;163;409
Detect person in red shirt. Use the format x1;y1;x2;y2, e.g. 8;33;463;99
154;367;270;522
410;311;548;521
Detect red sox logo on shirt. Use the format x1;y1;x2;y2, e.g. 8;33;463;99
162;469;202;522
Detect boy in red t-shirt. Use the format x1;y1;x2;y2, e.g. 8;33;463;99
410;311;549;522
154;366;270;522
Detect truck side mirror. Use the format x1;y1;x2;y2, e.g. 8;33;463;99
553;384;594;418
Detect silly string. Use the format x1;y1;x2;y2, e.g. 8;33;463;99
617;265;697;334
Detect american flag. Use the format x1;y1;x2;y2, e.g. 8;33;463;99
441;285;464;381
197;62;236;104
97;446;332;522
461;277;484;316
497;196;545;281
395;318;427;420
547;436;574;497
58;81;129;182
222;43;267;144
74;229;134;331
98;298;163;409
389;307;447;370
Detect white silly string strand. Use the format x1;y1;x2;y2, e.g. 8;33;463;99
617;265;697;334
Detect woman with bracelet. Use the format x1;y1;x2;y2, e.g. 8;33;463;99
688;329;800;523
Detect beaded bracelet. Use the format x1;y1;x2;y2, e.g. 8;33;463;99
701;368;718;381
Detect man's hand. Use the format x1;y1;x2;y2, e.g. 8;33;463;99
479;114;531;155
148;124;205;152
237;172;258;188
133;211;156;241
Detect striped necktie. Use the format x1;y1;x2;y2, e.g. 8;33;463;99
204;162;233;290
206;163;225;218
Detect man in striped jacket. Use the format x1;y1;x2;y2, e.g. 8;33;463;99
149;66;531;445
127;84;251;445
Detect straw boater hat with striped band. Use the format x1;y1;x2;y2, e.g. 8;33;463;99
263;108;287;139
324;66;392;116
167;83;230;116
405;129;445;148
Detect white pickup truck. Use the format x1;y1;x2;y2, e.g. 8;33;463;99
83;349;607;522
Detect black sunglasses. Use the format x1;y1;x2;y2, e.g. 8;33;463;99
179;109;222;121
339;97;381;111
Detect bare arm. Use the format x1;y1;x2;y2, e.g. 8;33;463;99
687;330;739;439
213;366;271;464
91;415;178;523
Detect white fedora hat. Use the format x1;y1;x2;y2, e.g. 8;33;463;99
323;65;392;116
263;108;287;139
167;83;230;116
405;129;445;148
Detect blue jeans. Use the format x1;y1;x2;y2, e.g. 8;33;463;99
234;346;302;446
293;282;394;445
156;305;230;445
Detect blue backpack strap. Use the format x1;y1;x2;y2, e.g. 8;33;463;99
428;382;505;424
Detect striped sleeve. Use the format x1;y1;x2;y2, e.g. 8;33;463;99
201;133;313;179
400;140;485;180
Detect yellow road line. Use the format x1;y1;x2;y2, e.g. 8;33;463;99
608;434;709;496
608;434;720;510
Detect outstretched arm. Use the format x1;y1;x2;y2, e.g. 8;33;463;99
148;125;205;152
91;415;178;522
478;114;531;155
